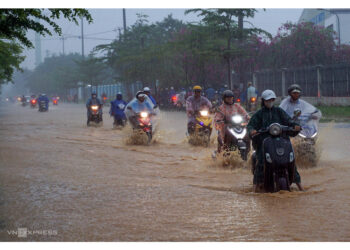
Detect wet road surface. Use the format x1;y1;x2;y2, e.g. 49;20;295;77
1;103;350;241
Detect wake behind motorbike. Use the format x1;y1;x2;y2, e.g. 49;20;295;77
217;114;250;161
128;110;153;144
87;105;103;126
188;109;213;146
251;123;299;192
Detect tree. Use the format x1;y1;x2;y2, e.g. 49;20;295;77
0;39;25;85
0;9;92;48
26;53;83;95
185;9;271;89
75;54;109;88
0;8;92;85
260;22;336;68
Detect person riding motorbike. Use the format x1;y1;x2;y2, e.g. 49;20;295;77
247;89;304;192
186;85;212;135
37;93;50;110
126;91;155;128
143;87;157;106
86;92;103;125
21;95;27;106
110;92;127;127
213;90;251;156
280;84;322;120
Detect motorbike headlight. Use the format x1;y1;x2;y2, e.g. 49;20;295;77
251;97;256;102
232;115;243;124
298;133;307;138
140;112;148;118
269;123;282;136
311;132;318;138
200;110;208;117
91;105;99;110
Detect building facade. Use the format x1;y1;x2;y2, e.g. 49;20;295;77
299;9;350;45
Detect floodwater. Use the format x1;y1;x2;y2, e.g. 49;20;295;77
0;103;350;241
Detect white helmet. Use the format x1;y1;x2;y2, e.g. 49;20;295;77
143;87;151;92
261;90;276;100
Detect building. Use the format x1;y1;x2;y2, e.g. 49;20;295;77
299;9;350;45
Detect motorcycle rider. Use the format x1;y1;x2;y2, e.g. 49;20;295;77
110;92;127;127
280;84;322;120
21;95;27;105
143;87;157;106
247;89;304;192
186;85;212;135
86;92;103;125
213;90;251;156
37;93;50;110
126;91;155;128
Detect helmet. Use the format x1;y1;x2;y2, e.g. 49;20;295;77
136;91;146;100
116;92;122;99
143;87;151;92
193;85;202;91
288;84;302;94
261;90;276;100
222;90;234;99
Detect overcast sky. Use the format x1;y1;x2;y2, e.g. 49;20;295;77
21;8;303;69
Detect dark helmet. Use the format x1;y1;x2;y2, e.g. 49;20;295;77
116;92;122;100
222;90;234;105
91;92;97;98
288;84;302;95
222;90;234;100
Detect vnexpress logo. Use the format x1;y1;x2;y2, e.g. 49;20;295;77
7;228;58;238
17;228;28;238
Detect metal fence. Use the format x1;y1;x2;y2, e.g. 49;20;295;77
246;64;350;97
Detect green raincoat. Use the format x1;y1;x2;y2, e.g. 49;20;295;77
247;105;301;184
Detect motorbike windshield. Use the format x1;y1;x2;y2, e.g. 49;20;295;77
295;101;319;138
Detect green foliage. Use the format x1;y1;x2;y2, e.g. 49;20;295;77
0;8;92;85
0;9;92;48
96;14;187;87
0;39;25;84
75;54;110;86
26;53;83;94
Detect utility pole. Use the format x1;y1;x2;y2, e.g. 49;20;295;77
118;28;122;41
123;8;127;33
81;17;85;58
60;36;65;55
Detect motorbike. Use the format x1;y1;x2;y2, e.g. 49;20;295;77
251;123;299;192
188;109;213;146
248;97;257;112
133;111;153;143
113;103;127;129
30;98;37;108
217;114;250;161
87;104;103;126
38;100;48;112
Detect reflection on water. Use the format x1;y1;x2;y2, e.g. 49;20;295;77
0;103;350;241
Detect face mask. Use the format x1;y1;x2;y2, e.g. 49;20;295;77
265;100;274;109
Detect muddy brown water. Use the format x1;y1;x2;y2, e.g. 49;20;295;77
0;103;350;241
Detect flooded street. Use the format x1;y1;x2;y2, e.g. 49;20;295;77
1;103;350;241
